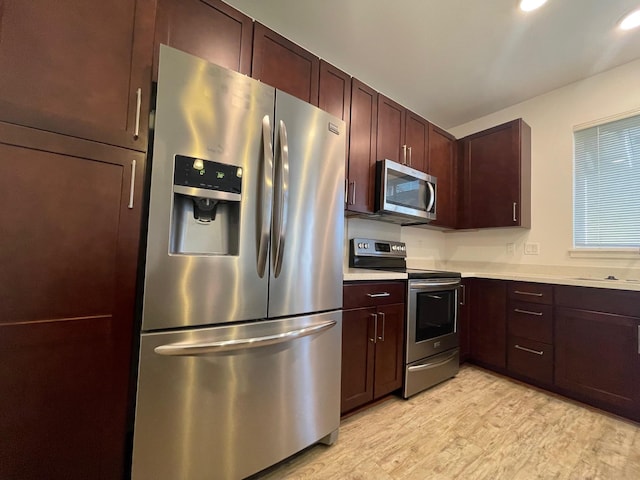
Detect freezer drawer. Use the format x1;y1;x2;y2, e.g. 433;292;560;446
132;311;342;480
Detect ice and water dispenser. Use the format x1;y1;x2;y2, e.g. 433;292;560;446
170;155;241;255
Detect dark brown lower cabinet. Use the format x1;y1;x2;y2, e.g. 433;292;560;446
341;282;405;414
555;306;640;415
0;123;144;479
341;307;376;411
469;279;507;369
506;284;554;385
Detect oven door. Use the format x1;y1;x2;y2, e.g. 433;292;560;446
376;159;436;221
406;278;460;364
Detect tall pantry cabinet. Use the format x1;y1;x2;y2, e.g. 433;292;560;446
0;1;156;478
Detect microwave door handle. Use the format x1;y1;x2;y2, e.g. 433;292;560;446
273;119;289;278
426;181;435;212
257;115;273;278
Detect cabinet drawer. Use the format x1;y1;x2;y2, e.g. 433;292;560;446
507;336;553;384
508;282;553;305
508;302;553;343
343;282;405;309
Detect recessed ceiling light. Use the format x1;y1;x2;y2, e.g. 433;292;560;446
519;0;548;12
619;9;640;30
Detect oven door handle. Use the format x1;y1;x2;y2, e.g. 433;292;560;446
410;280;460;288
407;350;458;372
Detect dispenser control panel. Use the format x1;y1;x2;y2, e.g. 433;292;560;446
174;155;242;194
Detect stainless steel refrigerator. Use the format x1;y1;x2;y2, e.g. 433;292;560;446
131;46;345;480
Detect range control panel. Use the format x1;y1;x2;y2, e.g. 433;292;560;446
351;237;406;258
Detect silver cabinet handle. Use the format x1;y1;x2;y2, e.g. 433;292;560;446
367;292;390;298
402;144;407;165
154;320;336;356
257;115;273;278
272;119;289;278
459;284;466;306
408;146;412;167
514;344;544;356
513;290;543;297
134;87;142;139
348;181;356;205
378;311;386;342
408;350;458;372
127;159;136;209
514;308;543;316
513;202;517;222
370;313;378;343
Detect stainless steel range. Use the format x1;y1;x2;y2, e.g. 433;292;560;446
350;238;461;398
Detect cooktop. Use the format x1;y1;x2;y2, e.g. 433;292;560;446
349;238;461;280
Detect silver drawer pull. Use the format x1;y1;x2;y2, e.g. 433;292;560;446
513;290;543;297
514;308;543;316
367;292;390;298
515;344;544;356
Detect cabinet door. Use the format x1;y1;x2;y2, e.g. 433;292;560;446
341;308;376;413
428;123;457;228
373;303;405;399
0;0;155;152
555;307;640;413
376;94;405;165
460;119;531;228
251;23;319;106
469;279;507;369
405;111;429;172
153;0;253;79
346;79;378;214
319;60;351;165
0;126;144;479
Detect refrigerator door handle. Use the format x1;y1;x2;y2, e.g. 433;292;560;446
257;114;274;278
153;320;336;356
272;119;289;278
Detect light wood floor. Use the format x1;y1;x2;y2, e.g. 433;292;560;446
254;365;640;479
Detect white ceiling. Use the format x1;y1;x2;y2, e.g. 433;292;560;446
223;0;640;129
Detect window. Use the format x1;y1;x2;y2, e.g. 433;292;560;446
573;113;640;248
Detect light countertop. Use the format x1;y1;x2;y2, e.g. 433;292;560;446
344;267;640;292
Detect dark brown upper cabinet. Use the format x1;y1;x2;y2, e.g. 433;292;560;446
428;123;457;228
458;118;531;229
376;94;429;173
251;23;319;106
153;0;253;79
0;0;156;152
318;61;351;129
346;79;378;214
319;60;352;178
0;123;145;479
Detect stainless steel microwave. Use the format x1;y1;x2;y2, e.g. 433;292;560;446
375;159;437;224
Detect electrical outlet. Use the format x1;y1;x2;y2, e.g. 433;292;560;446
524;242;540;255
506;243;515;254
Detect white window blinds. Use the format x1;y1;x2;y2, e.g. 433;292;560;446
574;113;640;248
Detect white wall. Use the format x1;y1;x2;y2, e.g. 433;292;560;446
442;58;640;270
